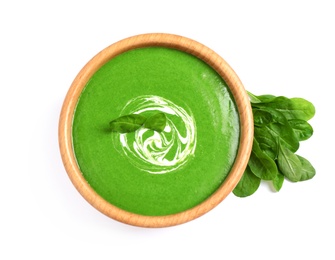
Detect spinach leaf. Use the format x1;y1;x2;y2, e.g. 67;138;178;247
233;166;261;197
252;106;286;125
248;138;278;180
253;109;274;126
289;98;316;121
277;141;302;182
247;91;262;103
255;94;276;103
110;114;147;133
109;112;167;133
257;96;315;121
288;119;313;141
247;91;276;103
254;126;278;160
297;155;316;181
272;171;285;192
265;122;300;152
144;112;167;132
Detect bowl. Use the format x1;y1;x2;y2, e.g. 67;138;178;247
59;33;253;227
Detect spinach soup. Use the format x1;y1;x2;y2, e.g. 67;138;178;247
72;47;240;216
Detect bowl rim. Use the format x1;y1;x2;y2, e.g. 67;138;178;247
58;33;253;228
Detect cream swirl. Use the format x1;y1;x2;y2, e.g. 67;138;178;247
113;95;196;174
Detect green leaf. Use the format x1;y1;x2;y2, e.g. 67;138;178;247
247;91;276;103
252;106;288;127
247;91;262;103
288;119;314;141
277;142;302;182
255;94;277;103
297;155;316;181
256;96;315;121
248;138;278;180
144;112;167;132
233;166;261;197
109;114;146;133
253;109;275;126
290;98;316;121
265;122;300;152
254;126;278;160
272;171;285;191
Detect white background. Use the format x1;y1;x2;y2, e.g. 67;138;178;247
1;1;334;259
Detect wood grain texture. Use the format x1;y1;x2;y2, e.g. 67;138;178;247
58;33;254;228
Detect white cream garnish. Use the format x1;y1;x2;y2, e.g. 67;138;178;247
113;95;197;174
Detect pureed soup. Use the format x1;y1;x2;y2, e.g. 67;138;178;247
72;47;240;216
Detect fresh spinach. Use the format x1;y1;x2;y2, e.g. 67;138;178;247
254;96;315;121
233;166;261;197
277;141;302;182
288;119;313;141
297;155;316;181
272;171;285;192
247;91;276;103
110;112;167;133
143;112;167;132
248;138;278;180
110;114;147;133
233;91;315;197
254;127;278;160
265;122;300;152
252;109;275;126
252;106;286;125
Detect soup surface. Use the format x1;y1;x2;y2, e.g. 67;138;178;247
72;47;240;216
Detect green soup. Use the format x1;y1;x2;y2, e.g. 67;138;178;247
72;47;240;216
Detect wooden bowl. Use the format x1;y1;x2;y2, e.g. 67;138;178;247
59;33;253;227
